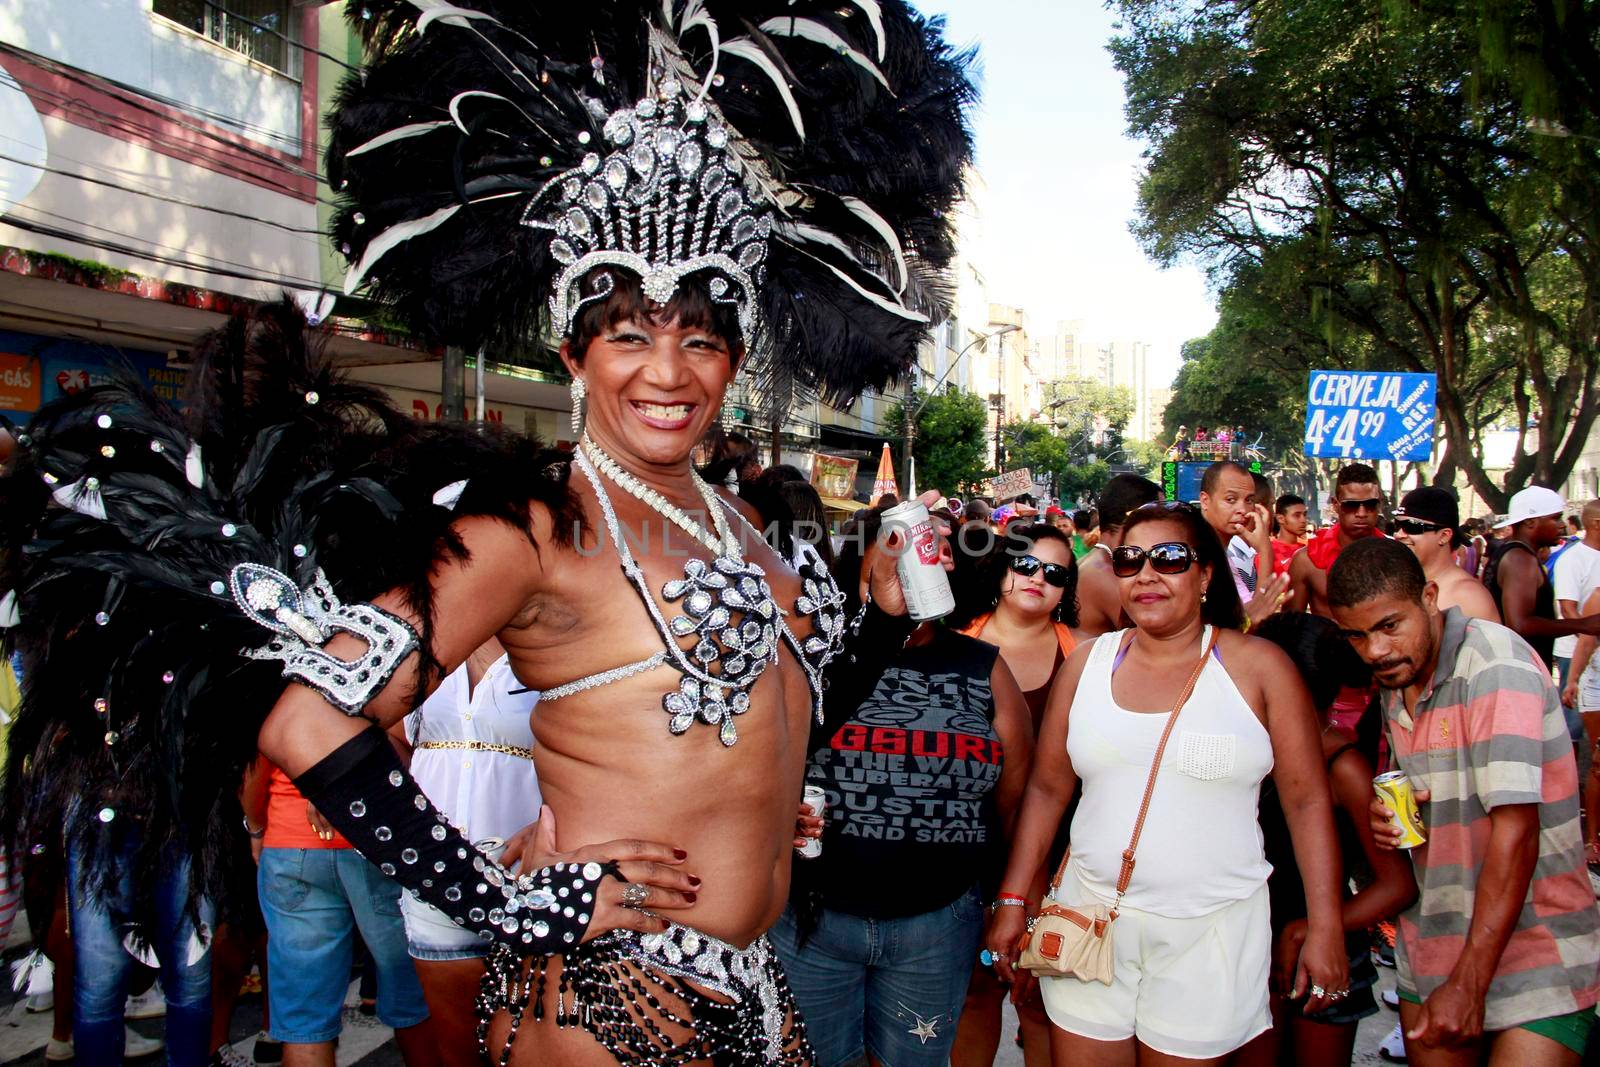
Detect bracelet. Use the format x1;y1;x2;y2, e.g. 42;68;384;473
995;892;1027;903
1240;615;1253;635
989;898;1027;913
242;816;265;839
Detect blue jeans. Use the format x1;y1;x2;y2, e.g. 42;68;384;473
66;831;213;1067
769;887;985;1067
258;848;430;1043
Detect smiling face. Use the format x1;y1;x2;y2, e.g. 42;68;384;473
1392;519;1452;569
1117;518;1211;632
1000;536;1072;621
1330;585;1441;691
560;281;740;471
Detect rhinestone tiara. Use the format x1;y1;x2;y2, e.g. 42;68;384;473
522;75;771;343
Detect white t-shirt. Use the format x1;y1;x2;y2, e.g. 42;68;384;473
1554;542;1600;660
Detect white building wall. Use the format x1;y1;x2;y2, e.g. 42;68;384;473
0;117;321;299
0;0;303;153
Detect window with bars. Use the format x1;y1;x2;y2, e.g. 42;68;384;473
153;0;297;77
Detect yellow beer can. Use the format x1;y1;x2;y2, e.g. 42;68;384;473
1373;770;1427;849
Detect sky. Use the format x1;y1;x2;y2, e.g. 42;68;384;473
914;0;1218;386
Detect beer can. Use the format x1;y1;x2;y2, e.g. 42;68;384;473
798;785;826;859
880;499;955;621
1373;771;1427;849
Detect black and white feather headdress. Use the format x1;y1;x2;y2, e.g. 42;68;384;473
329;0;976;409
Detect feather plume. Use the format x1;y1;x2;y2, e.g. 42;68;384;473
327;0;975;410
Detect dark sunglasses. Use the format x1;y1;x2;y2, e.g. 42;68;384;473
1390;515;1442;536
1337;498;1382;514
1010;554;1072;588
1111;541;1198;578
1135;500;1196;513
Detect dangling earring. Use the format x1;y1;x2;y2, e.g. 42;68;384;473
1200;591;1207;603
570;376;586;435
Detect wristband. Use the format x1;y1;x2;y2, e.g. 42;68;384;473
989;898;1027;913
294;728;618;955
996;892;1027;903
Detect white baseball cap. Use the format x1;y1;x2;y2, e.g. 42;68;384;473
1494;486;1566;529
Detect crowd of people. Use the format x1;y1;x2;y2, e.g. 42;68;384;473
2;3;1598;1067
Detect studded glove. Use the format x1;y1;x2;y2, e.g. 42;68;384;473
294;728;617;955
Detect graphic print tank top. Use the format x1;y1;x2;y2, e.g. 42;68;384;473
806;629;1003;918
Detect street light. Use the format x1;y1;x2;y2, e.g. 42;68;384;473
902;323;1021;495
911;324;1021;420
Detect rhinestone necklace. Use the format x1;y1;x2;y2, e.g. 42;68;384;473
580;436;738;559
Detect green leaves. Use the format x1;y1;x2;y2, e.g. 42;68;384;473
887;388;992;496
1117;0;1600;509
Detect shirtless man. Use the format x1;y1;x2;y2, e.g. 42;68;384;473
1390;487;1500;622
1288;463;1384;618
1075;473;1161;637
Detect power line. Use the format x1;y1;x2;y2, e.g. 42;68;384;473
1;211;330;291
2;44;329;181
0;151;326;238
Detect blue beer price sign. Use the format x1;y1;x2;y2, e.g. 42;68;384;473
1303;371;1436;461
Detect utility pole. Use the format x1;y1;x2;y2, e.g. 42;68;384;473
993;335;1006;471
902;389;915;492
442;345;466;421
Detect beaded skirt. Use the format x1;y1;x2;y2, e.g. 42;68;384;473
477;922;816;1065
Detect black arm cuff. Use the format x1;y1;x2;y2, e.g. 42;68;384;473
817;599;918;736
294;729;615;955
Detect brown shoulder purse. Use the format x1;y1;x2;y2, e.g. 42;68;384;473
1015;627;1218;984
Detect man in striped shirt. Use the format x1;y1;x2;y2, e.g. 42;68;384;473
1329;537;1600;1065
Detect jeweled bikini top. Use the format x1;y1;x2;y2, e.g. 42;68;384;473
537;446;846;746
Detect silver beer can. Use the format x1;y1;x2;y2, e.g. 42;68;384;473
798;785;826;859
880;499;955;621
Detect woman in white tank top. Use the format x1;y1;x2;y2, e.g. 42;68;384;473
986;503;1349;1064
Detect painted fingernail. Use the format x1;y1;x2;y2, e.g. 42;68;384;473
688;875;701;887
684;892;697;903
673;848;687;860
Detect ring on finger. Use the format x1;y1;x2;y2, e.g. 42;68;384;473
1310;984;1326;998
621;883;650;910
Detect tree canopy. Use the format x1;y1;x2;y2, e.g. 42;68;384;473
1116;0;1600;509
889;387;992;496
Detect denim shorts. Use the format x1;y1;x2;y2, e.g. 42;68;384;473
400;889;486;961
258;848;430;1043
768;886;985;1067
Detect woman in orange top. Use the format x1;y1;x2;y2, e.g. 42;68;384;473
951;521;1079;1067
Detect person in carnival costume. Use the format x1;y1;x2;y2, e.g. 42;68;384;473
0;2;973;1065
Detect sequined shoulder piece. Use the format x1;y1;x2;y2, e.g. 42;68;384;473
778;540;847;724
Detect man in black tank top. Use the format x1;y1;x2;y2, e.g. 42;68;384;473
1485;487;1600;671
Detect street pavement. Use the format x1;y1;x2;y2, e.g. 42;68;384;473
0;920;1509;1066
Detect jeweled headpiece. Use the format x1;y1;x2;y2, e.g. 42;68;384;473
329;1;975;409
528;74;770;344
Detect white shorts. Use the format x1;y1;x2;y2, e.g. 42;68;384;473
1581;662;1600;714
1038;867;1271;1059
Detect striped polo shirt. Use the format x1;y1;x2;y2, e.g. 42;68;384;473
1381;608;1600;1029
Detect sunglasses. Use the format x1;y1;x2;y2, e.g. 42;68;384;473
1111;541;1198;578
1337;498;1382;514
1010;554;1072;588
1135;500;1196;514
1390;515;1442;536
